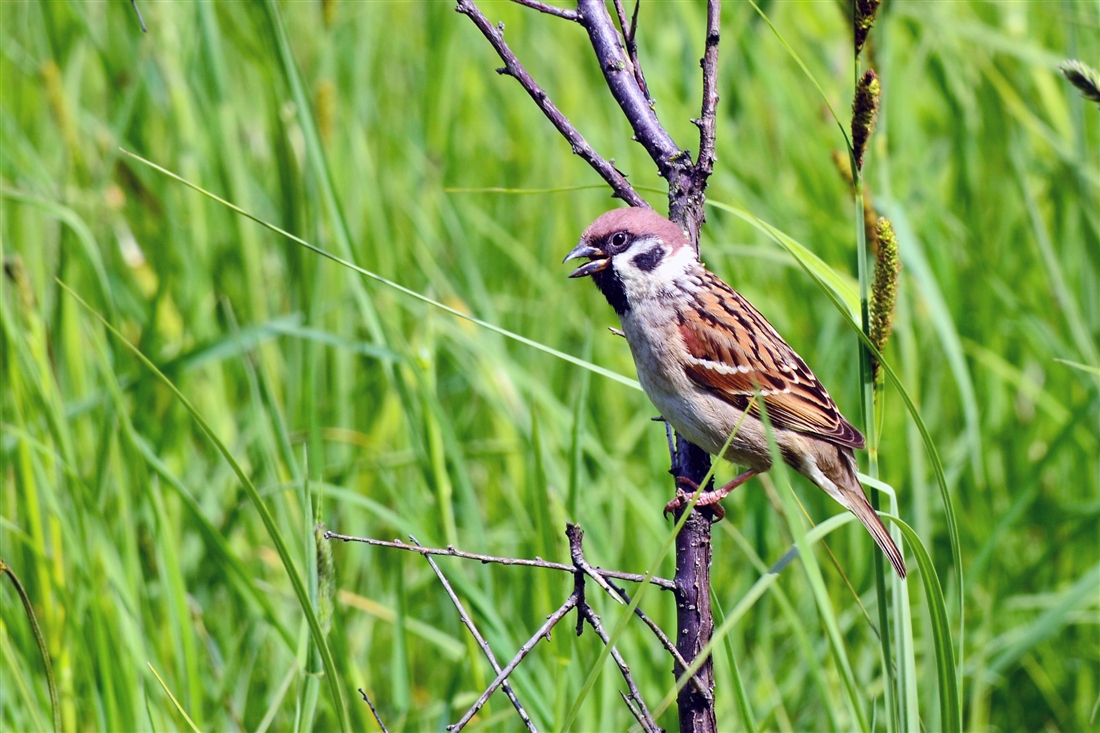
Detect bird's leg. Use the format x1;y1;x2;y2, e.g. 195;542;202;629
664;470;758;521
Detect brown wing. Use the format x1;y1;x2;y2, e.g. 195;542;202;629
677;271;865;449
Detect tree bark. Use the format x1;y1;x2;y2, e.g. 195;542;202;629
671;438;717;733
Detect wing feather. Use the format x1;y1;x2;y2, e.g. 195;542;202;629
678;273;865;449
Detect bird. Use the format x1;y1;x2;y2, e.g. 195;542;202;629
564;207;906;578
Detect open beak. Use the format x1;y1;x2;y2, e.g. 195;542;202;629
563;241;609;278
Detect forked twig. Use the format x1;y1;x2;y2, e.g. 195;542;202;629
563;528;664;730
567;525;662;733
411;537;537;733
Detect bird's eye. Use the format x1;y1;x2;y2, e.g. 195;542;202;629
610;232;629;249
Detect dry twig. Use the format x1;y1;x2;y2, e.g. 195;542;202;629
448;595;579;732
455;0;646;207
358;688;390;733
325;531;676;591
411;537;537;733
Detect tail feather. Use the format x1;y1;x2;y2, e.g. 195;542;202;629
809;447;907;578
836;480;907;578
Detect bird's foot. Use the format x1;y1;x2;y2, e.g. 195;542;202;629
663;477;726;522
663;470;759;522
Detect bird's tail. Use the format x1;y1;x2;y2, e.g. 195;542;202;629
830;452;907;578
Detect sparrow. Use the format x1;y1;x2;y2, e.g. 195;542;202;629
564;207;906;578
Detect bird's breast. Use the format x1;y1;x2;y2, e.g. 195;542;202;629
618;303;773;471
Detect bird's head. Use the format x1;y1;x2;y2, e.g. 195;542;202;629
563;208;696;315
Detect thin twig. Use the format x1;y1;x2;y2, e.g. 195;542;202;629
566;525;662;732
411;537;538;733
325;531;676;591
509;0;579;21
129;0;147;33
567;524;626;604
455;0;647;207
620;690;652;733
607;580;712;702
695;0;721;180
580;603;662;733
358;689;390;733
611;0;651;103
448;595;580;732
575;0;684;180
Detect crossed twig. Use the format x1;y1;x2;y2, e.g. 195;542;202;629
330;523;713;732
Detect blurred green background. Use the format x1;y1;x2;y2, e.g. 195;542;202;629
2;1;1097;731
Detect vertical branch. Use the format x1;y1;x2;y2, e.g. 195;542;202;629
670;438;718;733
695;0;721;183
457;2;724;729
670;7;721;730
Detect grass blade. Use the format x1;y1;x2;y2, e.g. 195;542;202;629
117;149;641;393
707;199;964;693
881;515;961;733
58;282;351;733
147;663;202;733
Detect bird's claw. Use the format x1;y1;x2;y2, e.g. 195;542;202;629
663;478;725;522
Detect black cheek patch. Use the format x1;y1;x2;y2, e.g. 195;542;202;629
591;267;630;315
632;246;665;272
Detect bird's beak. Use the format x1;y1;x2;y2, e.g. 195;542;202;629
563;241;609;278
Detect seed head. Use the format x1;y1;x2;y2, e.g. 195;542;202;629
851;69;880;172
870;216;900;380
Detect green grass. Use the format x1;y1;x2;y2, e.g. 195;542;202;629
2;1;1098;731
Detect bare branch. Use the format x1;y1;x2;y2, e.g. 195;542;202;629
454;2;729;728
358;689;390;733
455;0;648;207
575;0;685;180
129;0;147;33
411;538;538;733
448;595;580;732
325;531;676;591
611;0;651;103
669;438;718;733
695;0;721;180
510;0;579;21
607;579;712;702
565;524;662;732
580;603;662;733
